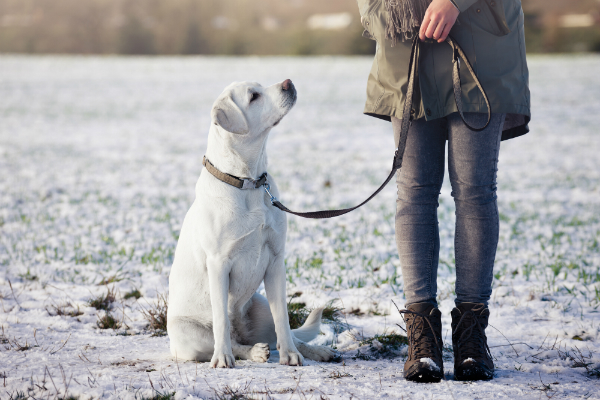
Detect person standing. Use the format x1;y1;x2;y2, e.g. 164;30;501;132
356;0;530;382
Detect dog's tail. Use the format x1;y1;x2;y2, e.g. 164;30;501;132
291;307;323;343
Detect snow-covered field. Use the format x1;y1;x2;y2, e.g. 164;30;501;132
1;54;599;399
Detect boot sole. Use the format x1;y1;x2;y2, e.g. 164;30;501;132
405;362;444;383
454;365;494;381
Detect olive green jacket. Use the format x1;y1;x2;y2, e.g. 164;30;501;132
357;0;530;140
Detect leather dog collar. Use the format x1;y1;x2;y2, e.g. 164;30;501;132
202;156;268;190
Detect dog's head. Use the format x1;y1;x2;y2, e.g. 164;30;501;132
211;80;297;135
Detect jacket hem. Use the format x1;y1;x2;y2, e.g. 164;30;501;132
364;103;531;141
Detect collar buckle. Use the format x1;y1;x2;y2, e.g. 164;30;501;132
241;178;257;190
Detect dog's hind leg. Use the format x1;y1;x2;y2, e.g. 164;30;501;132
231;342;270;362
293;337;337;362
244;293;277;347
168;315;271;363
292;308;337;362
167;316;214;362
245;293;337;362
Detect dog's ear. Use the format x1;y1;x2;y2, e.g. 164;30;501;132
211;96;249;135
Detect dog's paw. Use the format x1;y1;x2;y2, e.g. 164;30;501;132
306;345;338;362
279;348;304;366
210;352;235;368
250;343;270;363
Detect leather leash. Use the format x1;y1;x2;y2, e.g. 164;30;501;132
204;35;491;219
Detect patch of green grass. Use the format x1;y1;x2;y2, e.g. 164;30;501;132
210;386;253;400
142;393;174;400
549;260;565;278
361;333;408;350
98;274;123;285
18;268;38;282
322;301;342;323
352;349;373;361
7;391;28;400
287;301;309;329
348;276;366;289
46;302;83;317
75;254;91;265
97;312;122;330
307;257;323;269
590;238;599;252
140;293;168;334
522;262;535;281
141;245;174;267
88;287;117;311
124;288;142;300
356;332;408;359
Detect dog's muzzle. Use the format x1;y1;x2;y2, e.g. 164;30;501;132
281;79;297;106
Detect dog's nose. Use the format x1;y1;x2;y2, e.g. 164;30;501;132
282;79;293;91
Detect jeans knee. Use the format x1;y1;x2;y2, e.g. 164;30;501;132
451;182;498;218
451;181;497;205
397;181;442;205
396;190;440;224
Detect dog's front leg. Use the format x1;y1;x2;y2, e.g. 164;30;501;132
207;257;235;368
264;255;303;366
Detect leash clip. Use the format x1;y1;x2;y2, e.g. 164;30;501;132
263;183;278;205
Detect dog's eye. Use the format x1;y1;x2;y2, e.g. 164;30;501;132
250;92;260;103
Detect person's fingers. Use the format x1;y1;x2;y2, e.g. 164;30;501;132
438;22;453;42
424;16;438;39
433;20;446;40
419;16;430;40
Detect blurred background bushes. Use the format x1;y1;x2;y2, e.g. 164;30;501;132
0;0;598;55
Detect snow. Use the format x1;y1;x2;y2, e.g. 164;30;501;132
1;54;600;399
419;358;441;372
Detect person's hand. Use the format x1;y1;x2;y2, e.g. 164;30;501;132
419;0;460;43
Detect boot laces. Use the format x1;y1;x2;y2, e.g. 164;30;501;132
400;310;442;361
454;309;492;361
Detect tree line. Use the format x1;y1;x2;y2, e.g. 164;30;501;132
0;0;598;55
0;0;374;55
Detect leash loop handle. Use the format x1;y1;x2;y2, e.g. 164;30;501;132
446;35;492;132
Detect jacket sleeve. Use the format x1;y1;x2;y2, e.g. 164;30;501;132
451;0;479;12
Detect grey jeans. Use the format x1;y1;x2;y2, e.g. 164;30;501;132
392;112;506;307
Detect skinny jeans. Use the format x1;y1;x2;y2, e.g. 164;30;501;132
392;112;506;307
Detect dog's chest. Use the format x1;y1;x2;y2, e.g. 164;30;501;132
226;199;285;293
244;191;285;232
237;200;284;258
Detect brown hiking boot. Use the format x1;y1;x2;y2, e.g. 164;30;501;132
401;303;444;383
451;303;494;381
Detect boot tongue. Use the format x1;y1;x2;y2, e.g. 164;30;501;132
408;302;436;316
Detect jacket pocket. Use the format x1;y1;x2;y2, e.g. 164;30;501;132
469;0;511;36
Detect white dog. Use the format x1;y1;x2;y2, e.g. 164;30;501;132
167;79;336;368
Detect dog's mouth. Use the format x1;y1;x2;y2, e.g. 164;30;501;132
273;86;297;127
